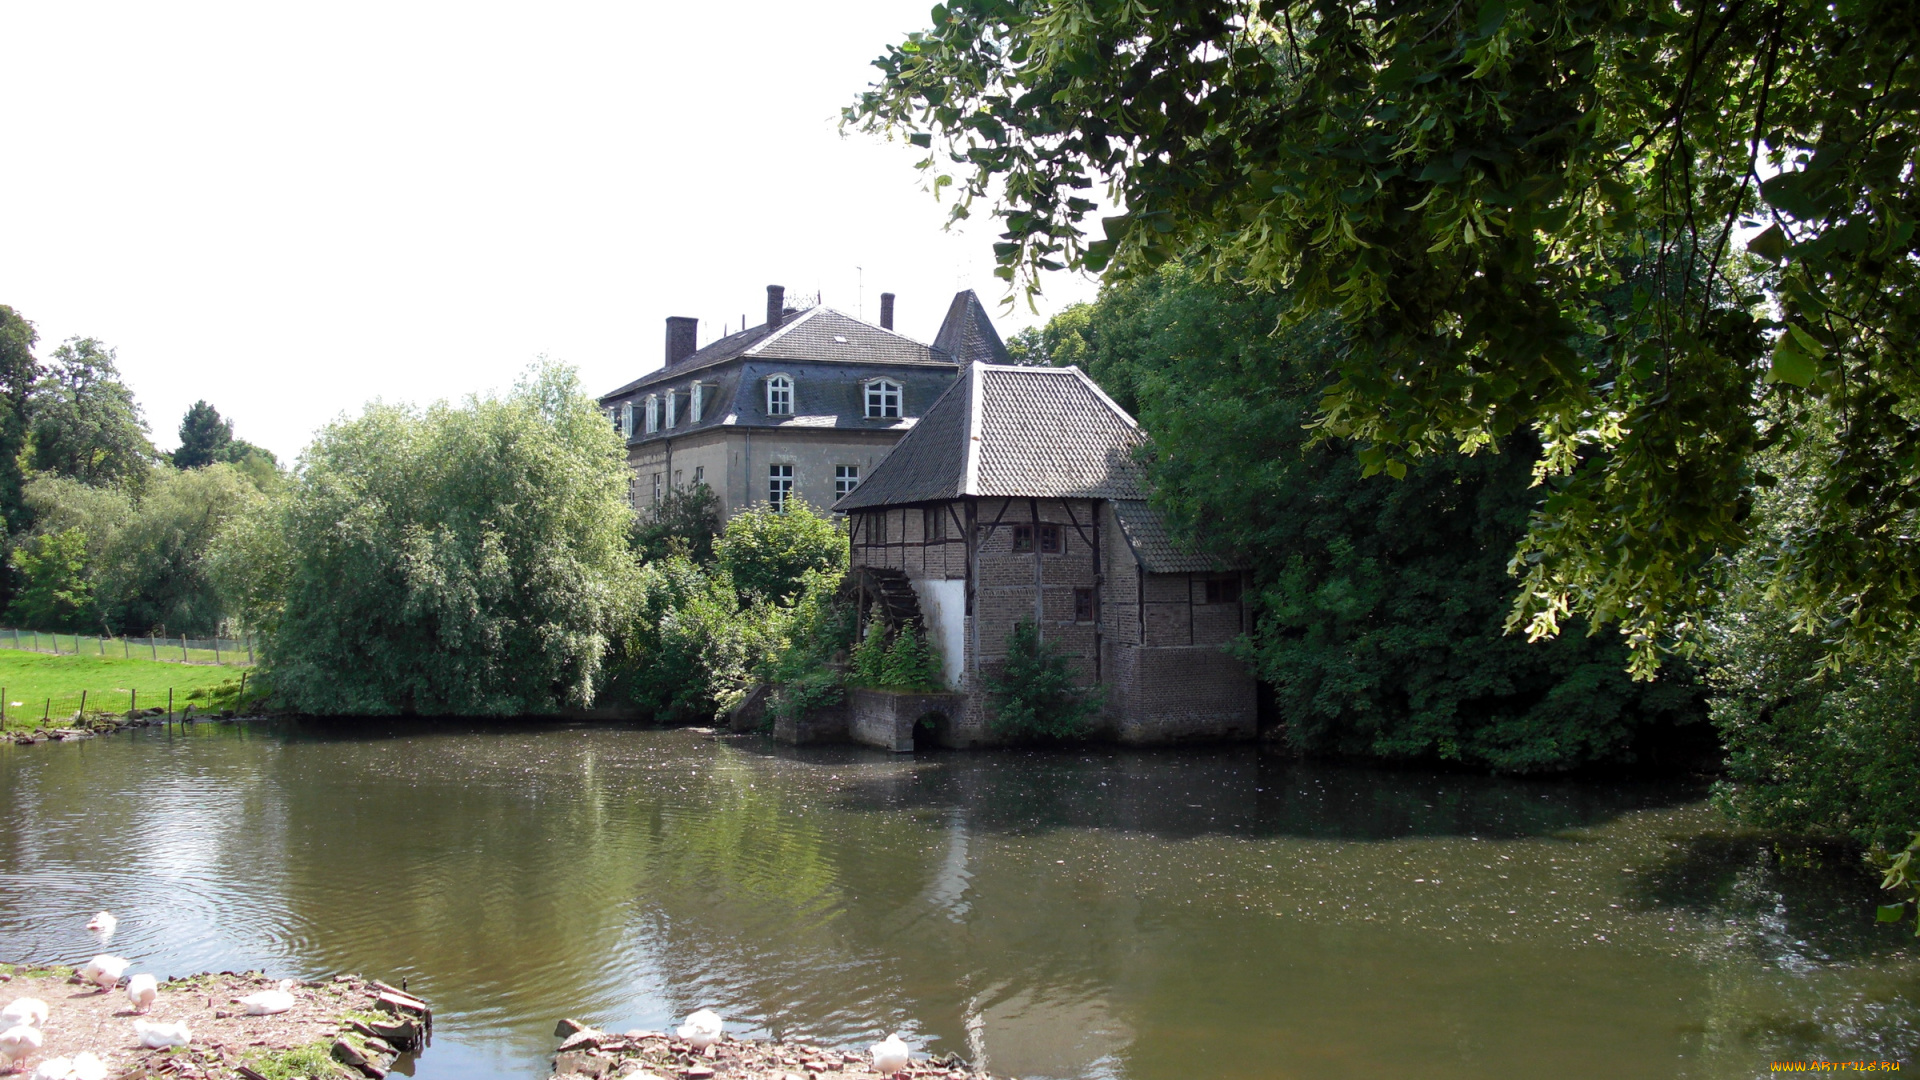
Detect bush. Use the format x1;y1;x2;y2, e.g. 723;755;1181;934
215;362;638;715
849;614;887;685
880;621;942;691
9;528;97;631
632;482;722;565
983;618;1100;739
715;501;847;606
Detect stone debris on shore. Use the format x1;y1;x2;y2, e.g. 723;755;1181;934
546;1019;997;1080
0;965;429;1079
5;709;250;744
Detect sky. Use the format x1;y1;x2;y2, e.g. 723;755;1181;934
1;2;1100;464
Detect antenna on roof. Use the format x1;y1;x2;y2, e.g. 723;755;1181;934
857;266;864;320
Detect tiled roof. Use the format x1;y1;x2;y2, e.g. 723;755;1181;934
1111;499;1229;573
601;306;951;400
834;363;1150;508
931;290;1012;364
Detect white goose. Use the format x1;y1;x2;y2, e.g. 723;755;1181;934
0;1001;46;1030
28;1057;67;1080
0;1024;43;1073
125;974;158;1015
870;1032;911;1076
83;913;115;938
66;1052;107;1080
237;981;296;1016
76;957;128;994
675;1008;724;1049
132;1018;190;1049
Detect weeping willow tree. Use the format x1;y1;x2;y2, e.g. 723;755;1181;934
216;362;639;715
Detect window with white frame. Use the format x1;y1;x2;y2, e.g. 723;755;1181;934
652;473;662;504
690;383;705;422
768;463;794;511
619;402;634;438
835;465;859;498
865;379;902;418
766;374;793;415
664;389;678;428
645;395;660;433
692;465;704;485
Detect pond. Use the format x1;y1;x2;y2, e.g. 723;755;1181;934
1;723;1915;1078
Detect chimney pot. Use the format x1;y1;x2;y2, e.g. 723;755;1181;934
766;284;785;330
664;317;698;366
879;292;896;330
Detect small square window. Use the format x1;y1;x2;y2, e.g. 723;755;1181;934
923;506;945;541
1074;588;1095;623
1011;524;1033;553
1039;524;1062;553
835;464;860;499
1204;576;1242;604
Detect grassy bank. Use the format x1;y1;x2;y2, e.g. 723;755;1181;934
0;650;249;733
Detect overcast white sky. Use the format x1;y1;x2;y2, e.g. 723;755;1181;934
1;2;1099;463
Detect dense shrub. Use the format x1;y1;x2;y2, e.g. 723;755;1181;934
983;619;1101;739
715;501;847;606
216;362;638;715
631;482;722;565
9;528;96;631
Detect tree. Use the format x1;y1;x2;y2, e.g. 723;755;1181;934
631;482;723;564
1057;265;1701;770
214;362;639;715
983;618;1102;739
172;400;233;469
714;501;849;607
9;528;98;632
0;306;41;536
26;337;152;488
99;464;261;635
849;0;1920;674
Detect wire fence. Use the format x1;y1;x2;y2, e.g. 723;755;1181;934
0;628;256;666
1;685;241;729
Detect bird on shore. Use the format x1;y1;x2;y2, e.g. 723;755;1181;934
125;974;157;1014
871;1033;911;1076
0;1023;43;1073
65;1052;107;1080
676;1009;724;1049
28;1057;68;1080
83;913;115;938
76;957;128;994
237;984;294;1016
132;1019;190;1049
0;1001;45;1030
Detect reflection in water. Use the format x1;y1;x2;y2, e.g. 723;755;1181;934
0;725;1914;1079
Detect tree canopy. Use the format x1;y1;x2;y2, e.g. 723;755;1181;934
172;399;278;475
26;337;153;488
0;306;40;536
849;0;1920;673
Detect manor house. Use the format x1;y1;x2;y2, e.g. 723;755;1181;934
601;284;1010;518
833;362;1258;745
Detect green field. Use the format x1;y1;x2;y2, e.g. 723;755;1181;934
0;649;247;731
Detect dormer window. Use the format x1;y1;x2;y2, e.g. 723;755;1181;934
645;394;660;434
665;389;678;428
690;383;705;423
766;374;793;416
865;379;902;419
619;402;634;438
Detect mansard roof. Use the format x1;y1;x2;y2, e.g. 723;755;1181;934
602;305;950;400
833;362;1150;508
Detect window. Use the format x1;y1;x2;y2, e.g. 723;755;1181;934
645;395;660;434
607;408;619;432
652;473;662;504
766;374;793;415
1014;523;1063;553
1074;588;1095;623
1204;576;1242;604
674;469;683;487
665;389;678;428
619;402;634;438
865;379;902;418
690;383;705;423
835;464;860;499
692;465;704;485
922;506;945;541
768;463;794;511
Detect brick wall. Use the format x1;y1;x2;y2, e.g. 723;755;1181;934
1107;642;1257;743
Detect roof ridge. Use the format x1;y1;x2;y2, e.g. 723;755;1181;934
961;363;984;495
744;305;825;355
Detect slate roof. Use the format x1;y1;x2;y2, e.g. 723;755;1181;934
1111;499;1230;573
602;306;949;400
834;362;1151;508
931;290;1012;364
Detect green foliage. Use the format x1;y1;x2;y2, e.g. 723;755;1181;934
243;1040;353;1080
0;305;40;537
173;400;234;469
1055;266;1700;770
849;614;887;685
715;500;848;606
9;528;97;631
26;337;153;488
880;620;942;691
1875;834;1920;935
217;362;638;715
632;481;722;564
850;0;1920;676
983;618;1100;739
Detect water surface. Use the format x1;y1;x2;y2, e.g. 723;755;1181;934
1;723;1914;1078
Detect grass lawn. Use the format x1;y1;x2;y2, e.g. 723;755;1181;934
0;648;248;731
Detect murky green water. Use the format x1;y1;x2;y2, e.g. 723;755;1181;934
1;723;1914;1077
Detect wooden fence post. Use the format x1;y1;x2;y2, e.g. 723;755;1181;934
214;638;222;664
78;689;86;719
149;636;158;661
167;688;173;725
180;635;188;662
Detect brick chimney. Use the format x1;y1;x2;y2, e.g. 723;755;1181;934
879;292;895;330
665;317;698;366
766;284;785;330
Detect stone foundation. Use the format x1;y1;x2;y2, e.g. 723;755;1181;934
847;688;970;752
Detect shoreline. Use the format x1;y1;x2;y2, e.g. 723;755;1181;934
543;1020;994;1080
0;963;428;1079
